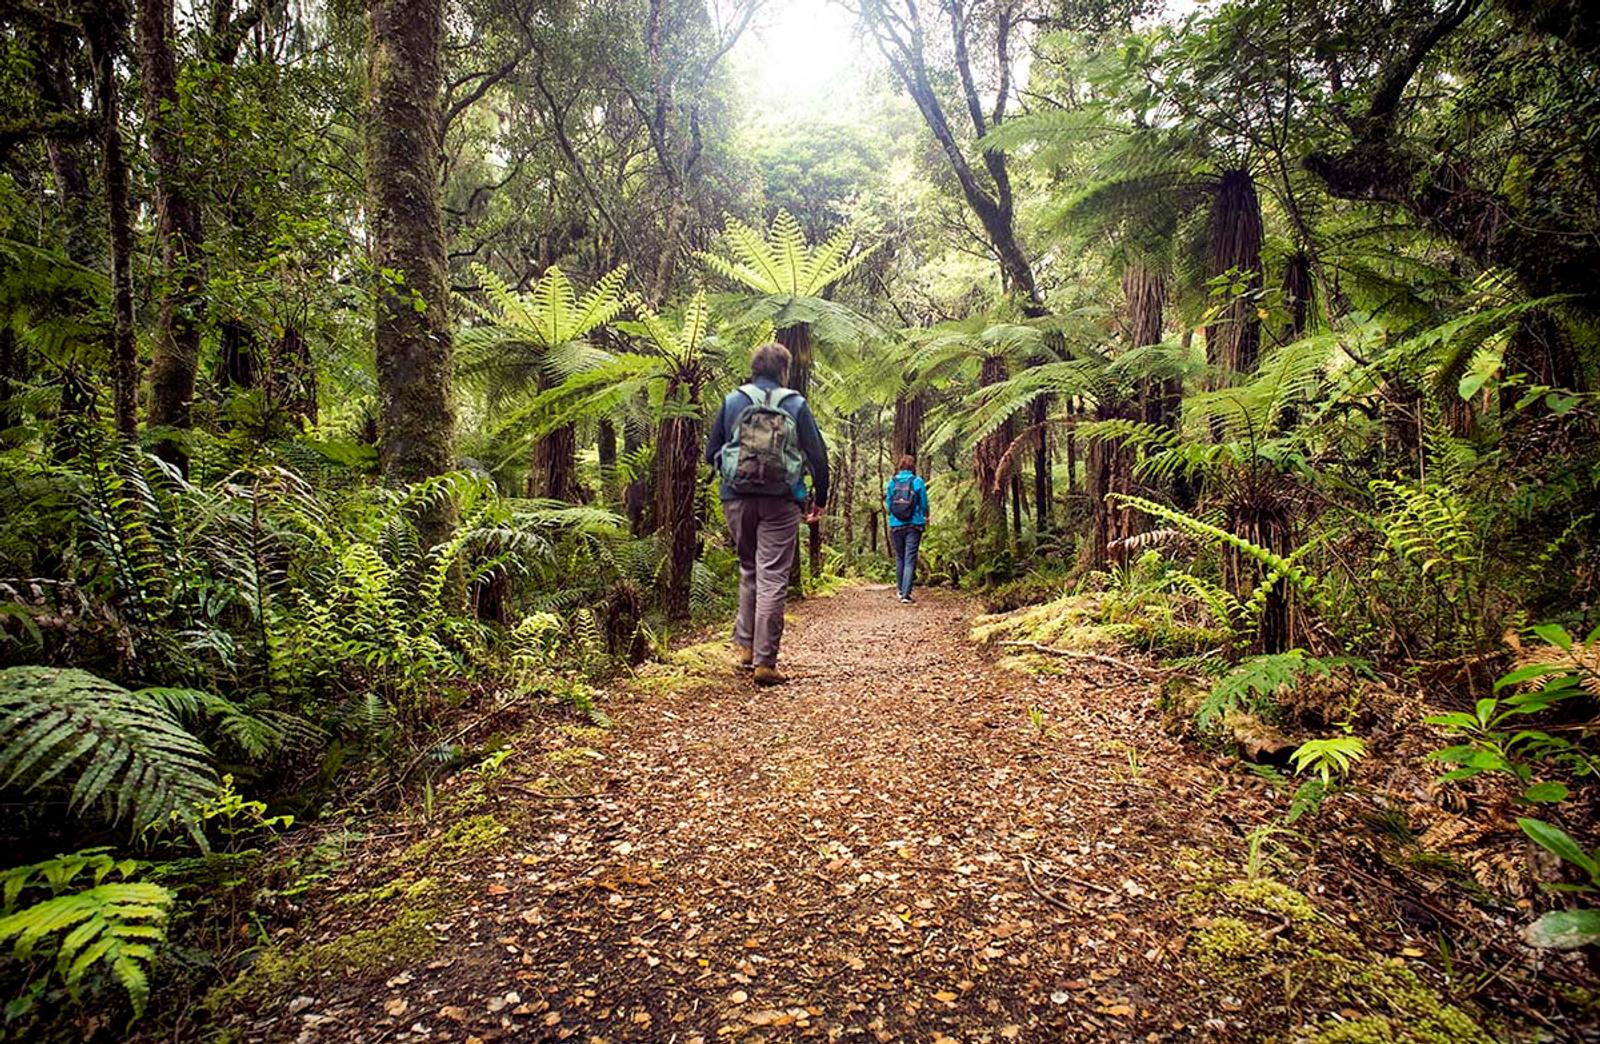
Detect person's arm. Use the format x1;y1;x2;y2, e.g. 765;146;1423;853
917;478;930;523
704;397;726;466
795;401;830;507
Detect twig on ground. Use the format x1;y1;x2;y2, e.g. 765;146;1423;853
373;692;536;802
998;641;1171;678
1022;855;1115;911
503;783;602;801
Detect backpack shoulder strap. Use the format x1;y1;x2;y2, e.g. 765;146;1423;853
736;383;768;409
768;387;799;410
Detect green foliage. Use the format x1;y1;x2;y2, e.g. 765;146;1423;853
0;668;218;843
1515;818;1600;951
0;850;173;1020
1426;625;1600;799
698;211;875;298
1290;737;1367;785
1198;651;1359;729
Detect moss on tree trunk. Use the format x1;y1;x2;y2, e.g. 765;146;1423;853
366;0;457;552
137;0;205;469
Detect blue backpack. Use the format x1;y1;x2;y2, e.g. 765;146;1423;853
889;474;918;522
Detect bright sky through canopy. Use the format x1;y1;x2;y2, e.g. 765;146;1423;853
734;0;875;119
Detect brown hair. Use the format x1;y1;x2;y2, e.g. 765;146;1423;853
750;341;791;383
897;453;916;472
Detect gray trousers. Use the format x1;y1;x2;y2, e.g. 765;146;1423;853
723;496;801;667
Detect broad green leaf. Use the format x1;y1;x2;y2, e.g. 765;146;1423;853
1521;909;1600;951
1521;782;1570;804
1518;818;1600;878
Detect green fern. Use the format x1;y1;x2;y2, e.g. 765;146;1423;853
0;668;217;843
0;849;173;1020
698;210;875;297
1290;737;1368;784
1199;650;1347;728
1112;493;1316;593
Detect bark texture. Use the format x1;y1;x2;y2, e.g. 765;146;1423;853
137;0;206;462
1085;264;1166;572
974;354;1010;552
1204;169;1263;375
367;0;457;543
890;390;924;461
655;382;703;620
81;1;138;439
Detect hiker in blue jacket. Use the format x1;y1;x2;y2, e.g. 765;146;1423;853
885;454;929;603
704;342;830;686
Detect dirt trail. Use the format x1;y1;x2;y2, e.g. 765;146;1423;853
255;586;1304;1042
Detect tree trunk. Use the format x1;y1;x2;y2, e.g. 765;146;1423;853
529;409;581;501
623;415;648;535
276;325;318;426
137;0;206;468
655;383;702;620
1030;396;1050;528
220;320;257;390
891;390;924;460
368;0;457;549
1128;266;1177;428
81;2;137;440
597;418;618;505
1205;169;1263;375
776;323;816;591
844;417;858;549
1085;263;1168;572
1010;471;1024;539
1281;251;1313;340
0;330;21;447
974;354;1009;552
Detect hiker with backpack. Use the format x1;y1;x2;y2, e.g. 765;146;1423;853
704;341;830;686
885;454;929;603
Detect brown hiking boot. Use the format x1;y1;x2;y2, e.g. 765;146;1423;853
752;665;787;687
733;644;753;672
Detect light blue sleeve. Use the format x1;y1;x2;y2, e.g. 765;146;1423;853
917;478;930;521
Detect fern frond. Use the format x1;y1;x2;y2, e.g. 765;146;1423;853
1113;494;1317;593
0;668;217;842
0;851;171;1019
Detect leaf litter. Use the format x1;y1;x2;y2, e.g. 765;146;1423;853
217;586;1505;1042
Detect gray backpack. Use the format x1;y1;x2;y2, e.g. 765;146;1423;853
719;384;805;497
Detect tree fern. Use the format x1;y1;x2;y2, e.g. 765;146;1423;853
0;668;217;843
0;849;172;1020
698;211;876;297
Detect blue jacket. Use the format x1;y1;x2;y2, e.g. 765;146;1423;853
704;377;831;505
884;470;929;528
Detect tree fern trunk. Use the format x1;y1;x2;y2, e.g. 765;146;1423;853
276;325;318;427
598;418;618;505
975;354;1010;554
82;4;137;441
844;417;858;550
1031;396;1051;529
891;390;924;460
1205;169;1264;377
654;385;702;621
